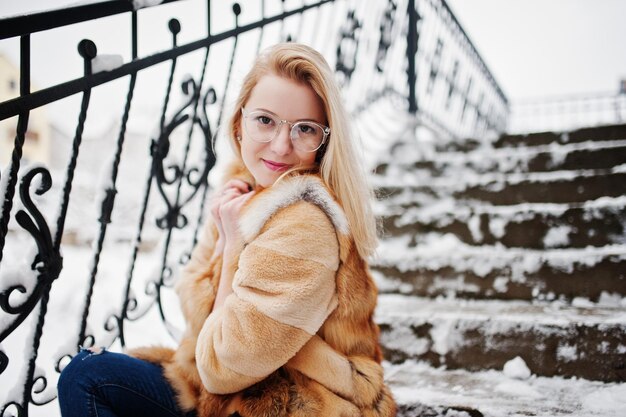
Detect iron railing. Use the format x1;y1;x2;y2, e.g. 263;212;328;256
508;90;626;134
0;1;507;415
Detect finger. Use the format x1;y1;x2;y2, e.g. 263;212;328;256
223;179;252;193
225;190;256;212
212;185;242;201
219;189;244;206
238;190;256;203
214;188;241;205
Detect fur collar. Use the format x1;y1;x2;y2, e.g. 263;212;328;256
223;160;349;242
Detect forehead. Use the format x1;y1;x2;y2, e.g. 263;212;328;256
246;74;325;123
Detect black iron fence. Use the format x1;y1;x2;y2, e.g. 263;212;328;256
0;1;507;415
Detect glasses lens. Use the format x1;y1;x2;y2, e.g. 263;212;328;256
244;111;277;142
291;122;324;152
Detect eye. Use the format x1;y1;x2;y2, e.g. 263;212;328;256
297;123;317;135
256;115;273;125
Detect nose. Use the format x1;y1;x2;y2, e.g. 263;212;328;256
270;123;293;156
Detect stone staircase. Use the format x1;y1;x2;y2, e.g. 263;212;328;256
364;112;626;416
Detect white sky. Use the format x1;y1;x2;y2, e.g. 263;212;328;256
446;0;626;100
1;0;625;103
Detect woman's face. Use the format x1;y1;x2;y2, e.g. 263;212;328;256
240;74;326;188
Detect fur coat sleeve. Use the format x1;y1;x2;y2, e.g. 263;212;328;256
195;200;340;395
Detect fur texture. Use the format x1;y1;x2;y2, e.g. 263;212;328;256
128;162;396;416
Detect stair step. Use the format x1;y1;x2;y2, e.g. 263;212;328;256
385;359;626;417
382;197;626;249
372;240;626;301
376;294;626;382
459;171;626;205
378;171;626;205
377;140;626;177
494;123;626;148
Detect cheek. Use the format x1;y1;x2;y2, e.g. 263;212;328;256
298;150;318;166
240;140;267;173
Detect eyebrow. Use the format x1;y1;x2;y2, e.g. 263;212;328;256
250;107;324;124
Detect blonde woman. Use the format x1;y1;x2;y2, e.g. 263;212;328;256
58;43;396;417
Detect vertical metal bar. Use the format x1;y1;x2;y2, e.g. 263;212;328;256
132;11;138;60
117;19;182;347
22;281;52;417
186;62;213;252
20;38;30;96
0;35;31;263
154;24;214;337
78;73;137;349
406;0;418;114
382;0;403;95
216;5;241;131
54;40;97;250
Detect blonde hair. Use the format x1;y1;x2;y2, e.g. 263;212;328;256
228;43;378;259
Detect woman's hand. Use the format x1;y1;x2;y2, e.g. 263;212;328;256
209;179;254;256
209;180;255;312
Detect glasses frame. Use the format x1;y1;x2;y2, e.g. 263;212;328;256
241;108;330;153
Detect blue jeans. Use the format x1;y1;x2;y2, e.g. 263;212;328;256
57;349;195;417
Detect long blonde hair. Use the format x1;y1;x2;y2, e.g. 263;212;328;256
228;43;378;259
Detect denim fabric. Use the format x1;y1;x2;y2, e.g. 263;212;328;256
57;349;195;417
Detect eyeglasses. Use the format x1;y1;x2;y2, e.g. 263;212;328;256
241;108;330;153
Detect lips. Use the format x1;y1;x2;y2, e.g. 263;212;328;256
262;159;292;172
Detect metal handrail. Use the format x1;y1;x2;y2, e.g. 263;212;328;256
0;0;183;40
439;0;508;105
0;0;334;121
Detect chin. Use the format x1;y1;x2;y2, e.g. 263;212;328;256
252;169;278;188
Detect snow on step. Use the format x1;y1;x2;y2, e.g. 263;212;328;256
372;235;626;300
495;123;626;148
385;359;626;417
375;234;626;275
375;294;626;382
382;196;626;249
377;139;626;178
376;171;626;206
374;166;625;189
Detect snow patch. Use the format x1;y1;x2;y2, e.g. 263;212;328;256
380;325;430;357
572;297;595;308
0;161;13;216
467;215;482;242
543;225;571;248
132;0;163;9
493;276;508;293
581;384;626;414
92;55;124;73
488;216;507;239
557;344;579;362
547;143;568;168
612;163;626;173
495;380;541;398
597;292;626;308
503;356;532;380
430;319;462;356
